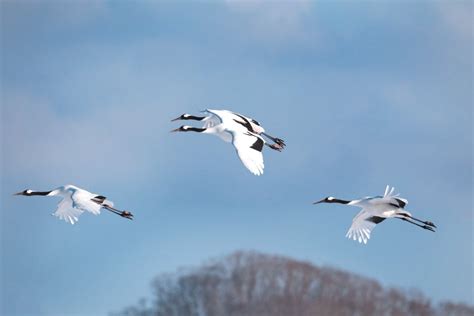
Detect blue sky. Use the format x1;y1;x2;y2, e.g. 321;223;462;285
1;1;472;315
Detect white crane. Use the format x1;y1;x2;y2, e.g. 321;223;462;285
313;185;436;244
171;109;285;176
14;184;133;224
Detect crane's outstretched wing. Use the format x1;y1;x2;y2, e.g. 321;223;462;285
52;190;113;225
346;209;386;244
383;185;394;197
382;185;408;208
202;109;223;125
52;195;84;225
202;113;222;129
231;131;265;176
230;111;264;133
205;109;253;131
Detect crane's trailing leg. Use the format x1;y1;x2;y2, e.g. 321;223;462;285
262;132;286;150
406;215;436;228
103;204;134;220
266;143;284;152
400;217;435;232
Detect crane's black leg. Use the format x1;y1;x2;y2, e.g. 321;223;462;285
102;205;122;216
399;217;435;232
405;215;436;228
103;204;134;220
262;132;286;148
265;143;283;152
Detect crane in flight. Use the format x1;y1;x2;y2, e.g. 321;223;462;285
14;184;133;224
313;185;436;244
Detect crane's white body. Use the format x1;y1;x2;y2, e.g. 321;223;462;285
38;185;113;224
201;109;265;136
193;109;266;176
49;185;114;224
342;186;411;244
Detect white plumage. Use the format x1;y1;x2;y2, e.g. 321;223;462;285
205;110;265;175
314;185;436;244
50;185;112;224
232;130;265;176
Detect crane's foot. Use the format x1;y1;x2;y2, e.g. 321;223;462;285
423;225;435;232
274;138;286;147
269;143;283;152
121;211;134;220
425;221;436;228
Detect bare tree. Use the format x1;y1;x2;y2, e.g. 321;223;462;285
112;251;474;316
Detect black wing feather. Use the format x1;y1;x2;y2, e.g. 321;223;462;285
250;136;264;152
366;216;386;224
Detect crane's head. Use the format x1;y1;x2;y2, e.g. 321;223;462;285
13;189;33;196
313;196;350;205
171;114;192;121
170;125;192;132
313;196;335;204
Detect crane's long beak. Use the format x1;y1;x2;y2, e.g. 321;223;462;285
170;127;181;133
313;199;325;205
171;116;182;122
13;191;24;196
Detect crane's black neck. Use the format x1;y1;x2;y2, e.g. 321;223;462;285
185;115;206;121
186;127;207;132
330;198;351;204
28;191;52;196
